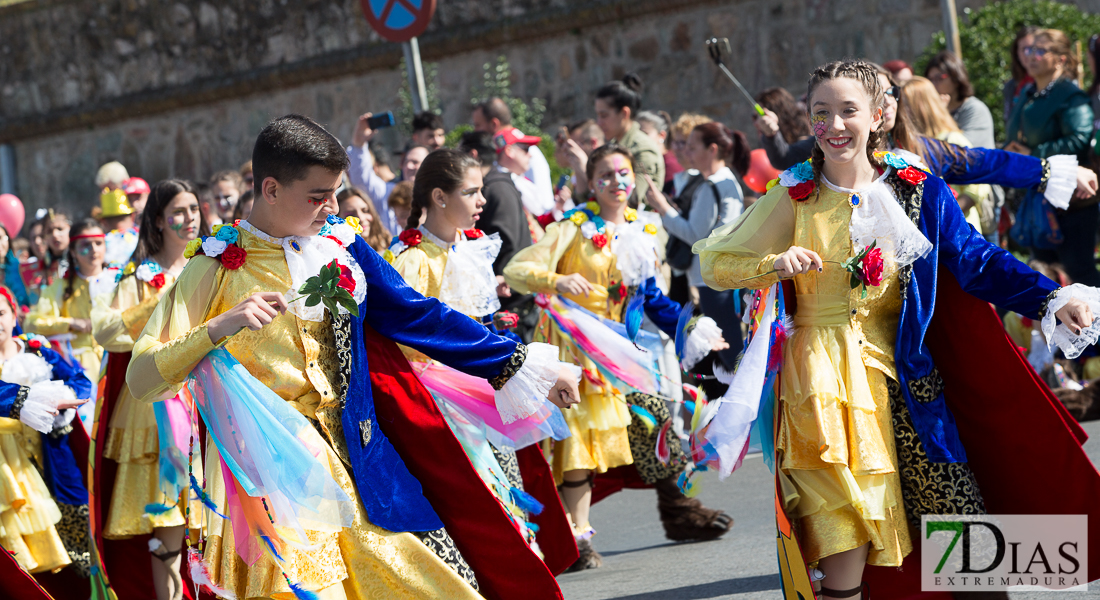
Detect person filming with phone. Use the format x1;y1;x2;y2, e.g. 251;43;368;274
346;111;430;234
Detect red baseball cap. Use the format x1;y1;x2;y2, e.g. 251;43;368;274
123;177;150;195
492;127;542;153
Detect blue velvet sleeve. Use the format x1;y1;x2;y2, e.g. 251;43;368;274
350;238;520;381
919;137;1047;189
925;176;1058;318
642;277;683;338
39;346;93;399
0;381;25;417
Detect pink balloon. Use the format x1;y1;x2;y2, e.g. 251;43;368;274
0;194;25;236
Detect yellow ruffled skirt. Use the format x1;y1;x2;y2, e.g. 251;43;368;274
102;382;186;537
197;417;481;600
536;315;633;482
776;319;912;567
0;418;71;573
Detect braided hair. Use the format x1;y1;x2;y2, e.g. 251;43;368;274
806;60;887;190
63;218;106;303
407;149;480;231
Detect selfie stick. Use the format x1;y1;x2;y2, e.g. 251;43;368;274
706;38;765;116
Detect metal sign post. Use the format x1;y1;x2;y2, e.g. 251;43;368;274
402;38;429;115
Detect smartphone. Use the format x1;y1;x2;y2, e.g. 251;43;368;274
367;112;396;130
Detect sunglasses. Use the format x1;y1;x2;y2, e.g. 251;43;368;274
1023;46;1053;58
884;85;901;99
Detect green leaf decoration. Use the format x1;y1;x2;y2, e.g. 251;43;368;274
305;294;322;307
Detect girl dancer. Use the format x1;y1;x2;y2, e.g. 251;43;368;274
389;149;575;570
505;144;731;570
27;219;119;384
90;179;207;600
696;60;1100;598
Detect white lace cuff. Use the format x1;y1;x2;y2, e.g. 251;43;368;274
494;343;571;424
21;381;67;433
1043;155;1078;210
1042;284;1100;359
680;317;723;371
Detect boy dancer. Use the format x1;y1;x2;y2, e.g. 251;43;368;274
127;115;580;600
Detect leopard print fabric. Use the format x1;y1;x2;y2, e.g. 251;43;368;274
9;385;27;421
625;393;687;484
491;445;524;490
888;379;986;526
907;368;946;404
489;345;527;391
414;528;478;591
56;502;91;576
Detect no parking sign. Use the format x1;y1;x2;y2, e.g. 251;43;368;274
360;0;437;43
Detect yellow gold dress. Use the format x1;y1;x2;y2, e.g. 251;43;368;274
26;275;110;380
699;179;913;567
126;227;482;600
91;269;190;536
0;371;69;573
504;221;633;482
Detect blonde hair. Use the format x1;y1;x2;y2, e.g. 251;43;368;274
900;76;962;138
669;113;713;146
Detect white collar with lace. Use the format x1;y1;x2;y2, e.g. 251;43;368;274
238;219;367;322
821;168;932;269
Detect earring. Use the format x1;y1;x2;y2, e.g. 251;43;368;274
441;202;447;208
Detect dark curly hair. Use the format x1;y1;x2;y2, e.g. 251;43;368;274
755;87;811;142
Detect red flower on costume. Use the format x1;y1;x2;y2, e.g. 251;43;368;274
788;181;815;201
463;229;485;240
860;247;884;287
399;229;422;247
897;166;927;185
27;340;41;350
220;244;247;270
591;233;608;249
150;273;166;289
536;213;557;229
493;311;519;330
335;262;356;293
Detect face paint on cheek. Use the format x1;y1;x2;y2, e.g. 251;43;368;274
812;114;828;139
307;198;325;206
616;172;635;198
169;220;189;239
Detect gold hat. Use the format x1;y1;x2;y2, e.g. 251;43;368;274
100;187;133;217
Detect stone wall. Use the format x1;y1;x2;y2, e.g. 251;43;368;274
5;0;1099;216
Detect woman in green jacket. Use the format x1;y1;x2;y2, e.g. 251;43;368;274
1006;28;1097;285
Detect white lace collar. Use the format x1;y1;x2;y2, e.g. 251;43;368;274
822;168;932;269
418;225;459;250
238;219;368;322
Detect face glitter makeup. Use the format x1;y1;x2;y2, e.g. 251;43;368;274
812;114;828;139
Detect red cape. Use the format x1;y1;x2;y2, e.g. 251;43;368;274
864;268;1100;597
364;325;577;600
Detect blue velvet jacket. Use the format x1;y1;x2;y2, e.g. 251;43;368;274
340;239;685;532
894;170;1058;463
0;342;92;504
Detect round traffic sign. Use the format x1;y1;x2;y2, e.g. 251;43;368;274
360;0;437;43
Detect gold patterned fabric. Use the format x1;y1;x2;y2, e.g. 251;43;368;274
127;228;482;600
0;418;69;573
91;272;190;536
504;221;633;482
25;276;105;379
699;183;912;566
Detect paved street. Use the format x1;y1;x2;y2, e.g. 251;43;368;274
557;420;1100;600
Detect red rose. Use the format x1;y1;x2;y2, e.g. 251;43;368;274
493;311;519;330
27;339;41;350
788;181;815;201
338;275;356;294
398;229;422;246
220;244;247;270
463;229;485;240
150;273;166;289
591;233;608;249
897;166;927;185
860;247;884;287
536;213;557;229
